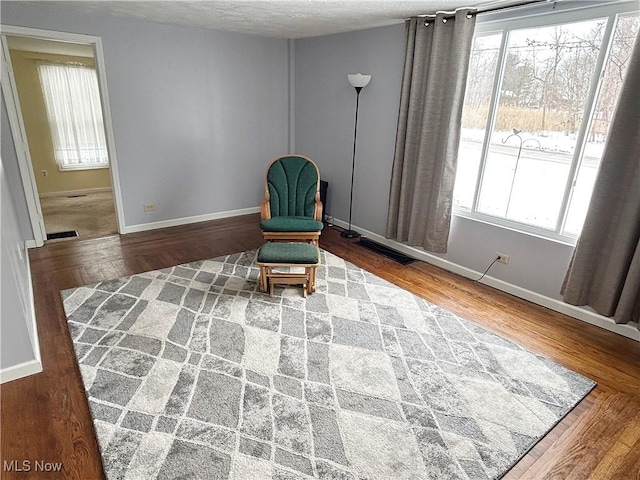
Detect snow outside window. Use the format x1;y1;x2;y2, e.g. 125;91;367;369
453;6;639;242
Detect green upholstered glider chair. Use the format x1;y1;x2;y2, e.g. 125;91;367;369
260;155;324;245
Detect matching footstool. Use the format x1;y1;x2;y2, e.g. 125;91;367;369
256;242;320;297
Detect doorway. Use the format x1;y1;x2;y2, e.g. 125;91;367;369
1;26;124;246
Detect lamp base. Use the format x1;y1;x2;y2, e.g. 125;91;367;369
340;229;361;239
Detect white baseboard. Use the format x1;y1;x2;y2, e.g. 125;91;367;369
39;187;112;199
0;359;42;384
1;242;45;384
25;239;38;249
122;206;261;234
332;218;640;342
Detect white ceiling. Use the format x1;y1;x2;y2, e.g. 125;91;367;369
50;0;521;39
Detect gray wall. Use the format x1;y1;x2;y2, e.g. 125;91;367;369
295;25;406;233
1;93;38;371
0;1;291;375
295;23;576;301
1;3;577;322
1;1;290;228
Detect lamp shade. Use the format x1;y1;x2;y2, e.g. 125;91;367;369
347;73;371;88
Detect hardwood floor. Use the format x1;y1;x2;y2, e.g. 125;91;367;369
2;214;638;479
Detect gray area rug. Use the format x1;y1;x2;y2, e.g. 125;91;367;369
62;250;595;480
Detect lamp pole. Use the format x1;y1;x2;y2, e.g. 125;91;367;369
342;74;371;239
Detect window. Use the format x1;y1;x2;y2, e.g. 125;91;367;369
454;4;639;242
38;63;108;170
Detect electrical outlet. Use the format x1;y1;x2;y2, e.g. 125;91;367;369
42;170;48;177
143;203;156;212
496;252;510;265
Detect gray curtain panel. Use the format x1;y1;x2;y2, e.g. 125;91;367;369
562;30;640;329
386;11;476;253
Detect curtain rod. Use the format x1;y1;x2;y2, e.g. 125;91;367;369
474;0;554;16
421;0;554;23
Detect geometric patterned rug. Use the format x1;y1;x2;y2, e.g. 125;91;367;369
61;249;595;480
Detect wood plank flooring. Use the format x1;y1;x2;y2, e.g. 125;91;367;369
2;214;639;479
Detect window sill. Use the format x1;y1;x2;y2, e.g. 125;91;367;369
58;164;109;172
452;209;578;247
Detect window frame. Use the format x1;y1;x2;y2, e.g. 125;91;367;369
454;0;639;244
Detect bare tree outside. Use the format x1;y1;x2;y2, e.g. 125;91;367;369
454;13;639;237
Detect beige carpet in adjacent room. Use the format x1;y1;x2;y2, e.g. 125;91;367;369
40;190;117;239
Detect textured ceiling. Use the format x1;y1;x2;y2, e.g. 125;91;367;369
50;0;515;39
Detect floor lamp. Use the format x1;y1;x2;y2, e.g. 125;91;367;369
341;73;371;239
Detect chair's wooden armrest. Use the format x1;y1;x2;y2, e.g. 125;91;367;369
260;199;271;220
315;200;324;222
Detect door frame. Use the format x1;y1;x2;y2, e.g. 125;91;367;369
0;25;125;246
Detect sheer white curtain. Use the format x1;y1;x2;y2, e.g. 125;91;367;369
37;63;108;169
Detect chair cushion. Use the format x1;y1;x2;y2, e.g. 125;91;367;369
260;216;323;232
267;156;319;217
257;242;319;264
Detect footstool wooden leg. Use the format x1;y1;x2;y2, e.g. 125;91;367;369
259;266;267;292
311;266;317;292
